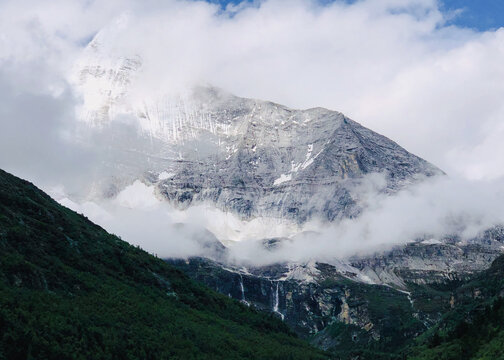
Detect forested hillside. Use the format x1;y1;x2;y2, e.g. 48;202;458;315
0;169;328;360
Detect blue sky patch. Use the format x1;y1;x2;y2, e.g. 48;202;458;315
206;0;504;32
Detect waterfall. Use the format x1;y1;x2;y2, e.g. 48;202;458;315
272;281;284;321
239;275;249;306
239;275;245;301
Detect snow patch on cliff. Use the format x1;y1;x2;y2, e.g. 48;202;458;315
273;173;292;186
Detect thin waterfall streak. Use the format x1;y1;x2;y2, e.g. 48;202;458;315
272;281;284;321
239;274;249;306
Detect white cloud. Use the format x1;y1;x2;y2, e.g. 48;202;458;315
46;0;504;180
2;0;504;262
57;173;504;266
227;175;504;265
2;0;504;180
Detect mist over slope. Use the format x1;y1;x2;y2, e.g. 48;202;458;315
1;0;504;267
55;35;503;266
26;31;502;267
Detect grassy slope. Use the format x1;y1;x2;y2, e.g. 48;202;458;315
0;169;329;360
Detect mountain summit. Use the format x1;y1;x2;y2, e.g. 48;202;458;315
75;36;442;231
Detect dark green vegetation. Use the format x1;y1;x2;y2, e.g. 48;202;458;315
407;255;504;360
0;169;329;360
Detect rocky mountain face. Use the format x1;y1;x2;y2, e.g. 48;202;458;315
351;227;504;287
72;32;504;358
167;226;504;355
76;34;441;227
152;91;442;224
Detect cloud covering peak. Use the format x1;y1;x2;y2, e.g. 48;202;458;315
1;0;504;263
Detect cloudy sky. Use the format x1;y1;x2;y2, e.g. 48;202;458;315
1;0;504;261
1;0;504;181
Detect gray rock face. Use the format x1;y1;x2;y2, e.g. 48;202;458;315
169;257;358;337
168;225;504;345
153;88;441;223
351;237;504;287
169;255;423;348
